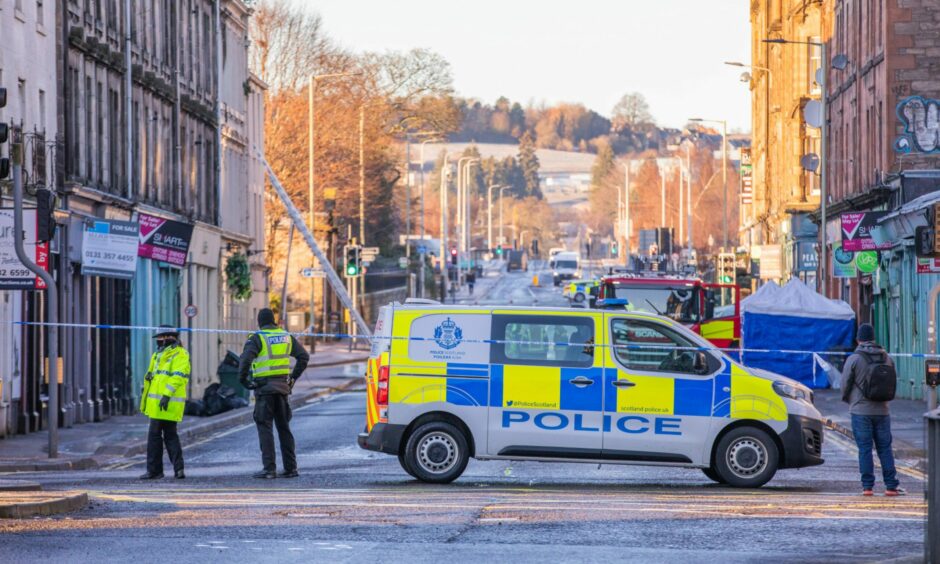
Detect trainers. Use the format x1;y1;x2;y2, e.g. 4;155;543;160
885;487;907;497
139;472;164;480
279;469;299;478
174;470;186;479
862;489;873;496
252;470;276;479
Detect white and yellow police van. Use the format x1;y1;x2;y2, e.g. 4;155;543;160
358;302;824;488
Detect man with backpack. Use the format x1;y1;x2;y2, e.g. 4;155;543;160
841;323;905;496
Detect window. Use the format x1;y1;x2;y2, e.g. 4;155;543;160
807;37;821;96
610;318;713;375
610;283;700;324
491;315;594;367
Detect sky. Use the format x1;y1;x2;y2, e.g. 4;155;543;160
306;0;752;132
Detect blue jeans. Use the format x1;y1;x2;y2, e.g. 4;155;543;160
851;414;899;490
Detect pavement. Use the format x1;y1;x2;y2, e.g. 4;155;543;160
814;387;931;471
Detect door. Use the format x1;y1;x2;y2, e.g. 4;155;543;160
487;313;604;459
602;316;720;465
701;284;739;348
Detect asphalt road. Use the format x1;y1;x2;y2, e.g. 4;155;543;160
0;384;926;563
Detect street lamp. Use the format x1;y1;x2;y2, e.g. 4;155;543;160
487;184;506;253
307;70;359;347
499;185;512;251
689;117;728;250
414;135;443;297
762;38;847;294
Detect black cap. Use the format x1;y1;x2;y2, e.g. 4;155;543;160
857;323;875;343
153;324;179;339
258;308;276;328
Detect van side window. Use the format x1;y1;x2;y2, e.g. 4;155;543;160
491;315;594;367
610;319;711;375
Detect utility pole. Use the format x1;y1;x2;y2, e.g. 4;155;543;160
499;186;511;251
686;142;693;258
660;162;666;227
440;154;450;301
405;138;411;259
12;148;58;458
623;161;631;258
359;106;366;245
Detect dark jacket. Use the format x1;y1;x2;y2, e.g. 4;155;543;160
238;324;310;395
841;342;893;416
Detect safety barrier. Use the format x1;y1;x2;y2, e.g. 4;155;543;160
5;320;940;360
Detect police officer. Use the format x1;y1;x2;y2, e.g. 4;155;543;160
239;308;309;479
139;325;190;480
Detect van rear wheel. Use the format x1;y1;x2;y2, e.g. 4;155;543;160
714;427;779;488
404;421;469;484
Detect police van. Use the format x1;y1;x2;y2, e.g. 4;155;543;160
358;302;824;488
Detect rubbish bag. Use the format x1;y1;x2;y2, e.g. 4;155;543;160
184;399;205;416
202;383;241;416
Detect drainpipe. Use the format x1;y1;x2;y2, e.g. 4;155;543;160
214;0;222;226
125;0;133;200
928;281;940;410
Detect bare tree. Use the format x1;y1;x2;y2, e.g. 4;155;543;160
611;92;655;129
249;0;351;92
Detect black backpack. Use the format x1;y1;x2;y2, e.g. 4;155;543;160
854;351;897;402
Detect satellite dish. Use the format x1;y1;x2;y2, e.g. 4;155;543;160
803;100;823;128
739;71;752;83
800;153;820;173
831;54;849;70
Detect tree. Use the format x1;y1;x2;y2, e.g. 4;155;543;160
517;131;542;199
611;92;655;129
591;141;615;189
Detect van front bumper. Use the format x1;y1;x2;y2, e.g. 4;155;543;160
779;414;825;469
357;423;407;455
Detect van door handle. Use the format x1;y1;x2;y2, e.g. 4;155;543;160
569;376;594;388
612;379;636;388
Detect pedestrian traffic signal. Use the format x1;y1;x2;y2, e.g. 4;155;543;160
0;86;8;180
36;188;57;242
450;247;458;266
495;245;503;256
344;245;361;277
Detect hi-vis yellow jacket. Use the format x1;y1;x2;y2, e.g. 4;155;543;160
140;344;190;422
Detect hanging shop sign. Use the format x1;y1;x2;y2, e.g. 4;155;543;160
0;208;48;290
833;241;857;278
138;213;194;267
841;211;891;251
917;257;940;274
80;219;139;279
854;250;879;274
794;240;818;273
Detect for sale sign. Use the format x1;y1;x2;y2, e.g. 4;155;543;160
81;219;139;279
0;208;48;290
841;211;891;251
138;213;194;267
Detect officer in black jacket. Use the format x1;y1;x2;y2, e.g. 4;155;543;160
239;308;310;479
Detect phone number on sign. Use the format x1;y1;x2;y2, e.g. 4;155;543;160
0;269;33;278
85;251;134;261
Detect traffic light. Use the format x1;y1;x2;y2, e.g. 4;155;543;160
718;252;735;284
450;247;458;266
344;245;361;277
36;188;57;242
610;242;618;256
495;244;503;257
0;86;8;180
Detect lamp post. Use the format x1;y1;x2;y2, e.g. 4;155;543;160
763;38;844;294
307;71;358;349
689;117;728;250
439;153;450;300
622;161;631;259
416;136;441;297
499;185;511;251
487;184;505;253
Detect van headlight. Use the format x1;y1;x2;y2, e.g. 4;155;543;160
772;380;812;403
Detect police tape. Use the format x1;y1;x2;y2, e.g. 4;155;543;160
6;320;940;360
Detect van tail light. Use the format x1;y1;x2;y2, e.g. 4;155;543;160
376;365;389;406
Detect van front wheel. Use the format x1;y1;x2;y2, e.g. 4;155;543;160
404;421;470;484
714;427;779;488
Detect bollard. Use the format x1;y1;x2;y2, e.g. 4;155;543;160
928;407;940;564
